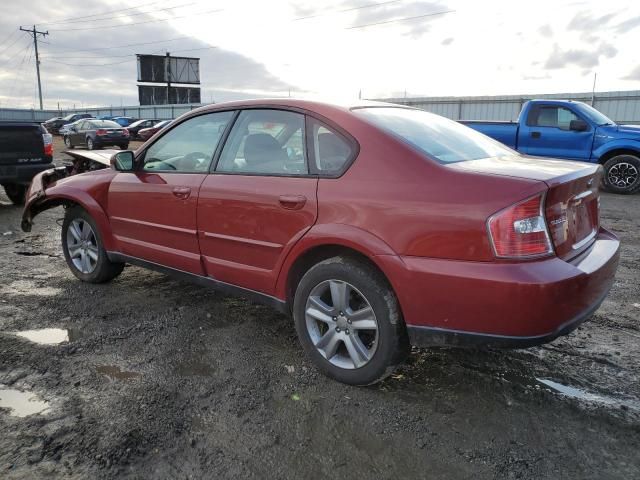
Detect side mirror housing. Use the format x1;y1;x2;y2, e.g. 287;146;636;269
111;150;136;172
570;119;588;132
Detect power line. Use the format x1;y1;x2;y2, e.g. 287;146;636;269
38;35;191;54
0;31;29;57
44;46;218;66
346;9;455;29
294;0;405;21
49;8;224;32
41;1;196;25
39;0;164;25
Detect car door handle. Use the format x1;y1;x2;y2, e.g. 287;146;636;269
172;187;191;199
531;131;541;139
278;195;307;210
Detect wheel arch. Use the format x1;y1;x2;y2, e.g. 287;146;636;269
597;147;640;165
22;188;117;251
276;224;406;315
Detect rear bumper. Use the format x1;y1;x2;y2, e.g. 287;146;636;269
0;162;54;185
385;227;620;348
94;137;128;146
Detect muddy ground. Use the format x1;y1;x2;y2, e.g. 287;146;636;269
0;142;639;479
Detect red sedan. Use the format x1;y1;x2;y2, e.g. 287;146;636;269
22;99;619;385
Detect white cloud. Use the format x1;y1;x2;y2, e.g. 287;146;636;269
0;0;638;108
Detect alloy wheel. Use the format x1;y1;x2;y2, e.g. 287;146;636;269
305;279;379;369
608;162;639;188
66;219;99;274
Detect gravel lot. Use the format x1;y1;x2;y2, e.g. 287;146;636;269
0;142;639;479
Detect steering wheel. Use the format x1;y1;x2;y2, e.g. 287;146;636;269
145;158;177;170
181;151;208;171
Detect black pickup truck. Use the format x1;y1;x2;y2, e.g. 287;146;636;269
0;122;54;204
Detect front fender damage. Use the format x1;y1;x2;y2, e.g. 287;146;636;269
21;149;114;232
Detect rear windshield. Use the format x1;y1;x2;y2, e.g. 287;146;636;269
89;120;120;128
354;107;514;163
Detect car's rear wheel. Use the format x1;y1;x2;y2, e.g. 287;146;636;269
62;206;124;283
293;256;409;385
2;183;27;204
64;136;73;148
602;155;640;194
86;137;95;150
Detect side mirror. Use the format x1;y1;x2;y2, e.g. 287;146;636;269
111;151;136;172
570;119;588;132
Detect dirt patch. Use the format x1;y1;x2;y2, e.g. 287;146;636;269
0;179;639;479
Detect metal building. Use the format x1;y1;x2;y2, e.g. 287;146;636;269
374;90;640;124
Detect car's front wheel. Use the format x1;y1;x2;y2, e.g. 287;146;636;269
62;206;124;283
602;155;640;194
293;256;409;385
64;136;73;148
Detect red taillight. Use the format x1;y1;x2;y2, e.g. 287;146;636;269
123;128;130;136
42;133;53;156
487;193;554;259
96;129;107;135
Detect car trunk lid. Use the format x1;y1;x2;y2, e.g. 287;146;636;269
448;154;601;260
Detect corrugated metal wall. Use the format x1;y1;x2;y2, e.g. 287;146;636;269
2;90;640;124
376;90;640;124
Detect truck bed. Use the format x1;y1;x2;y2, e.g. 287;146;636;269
460;121;518;149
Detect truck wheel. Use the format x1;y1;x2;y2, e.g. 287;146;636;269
62;206;124;283
602;155;640;194
293;256;409;385
3;184;27;204
64;136;74;148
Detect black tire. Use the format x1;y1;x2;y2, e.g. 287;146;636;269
64;136;74;149
86;137;96;150
293;256;409;386
602;155;640;194
119;143;129;150
3;183;27;204
61;206;124;283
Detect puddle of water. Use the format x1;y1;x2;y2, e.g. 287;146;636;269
0;385;50;417
13;328;79;345
96;365;141;381
537;378;640;412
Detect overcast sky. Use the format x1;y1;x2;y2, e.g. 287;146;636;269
0;0;638;109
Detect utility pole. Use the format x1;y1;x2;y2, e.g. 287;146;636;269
20;25;48;110
166;51;171;105
591;72;597;106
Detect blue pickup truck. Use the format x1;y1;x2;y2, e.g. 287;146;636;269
462;99;640;194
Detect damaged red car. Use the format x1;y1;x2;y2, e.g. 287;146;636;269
21;99;620;385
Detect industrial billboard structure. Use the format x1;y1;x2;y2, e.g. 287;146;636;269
136;53;201;106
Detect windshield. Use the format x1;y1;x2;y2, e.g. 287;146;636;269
354;107;514;163
574;102;615;126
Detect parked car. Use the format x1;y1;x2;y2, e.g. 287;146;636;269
63;119;129;150
21;99;619;385
111;116;136;127
0;121;53;204
462;99;640;194
137;119;172;140
127;119;160;139
44;113;92;135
